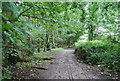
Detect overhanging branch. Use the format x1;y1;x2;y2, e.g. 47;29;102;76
18;6;34;18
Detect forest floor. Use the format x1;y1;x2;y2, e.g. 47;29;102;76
14;48;116;79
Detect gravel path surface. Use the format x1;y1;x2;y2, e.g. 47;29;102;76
20;48;113;79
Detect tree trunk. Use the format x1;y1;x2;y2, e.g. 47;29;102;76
37;38;41;52
88;25;94;41
52;31;55;48
46;27;50;51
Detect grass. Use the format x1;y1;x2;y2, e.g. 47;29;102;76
51;48;64;51
33;55;54;60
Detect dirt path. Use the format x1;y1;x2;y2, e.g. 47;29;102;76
21;48;113;79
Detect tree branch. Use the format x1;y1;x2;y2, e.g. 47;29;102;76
18;6;34;18
22;14;43;20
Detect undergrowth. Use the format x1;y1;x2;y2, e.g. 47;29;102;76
2;50;54;79
75;40;120;75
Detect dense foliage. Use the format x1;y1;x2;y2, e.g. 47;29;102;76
75;40;120;74
1;2;119;79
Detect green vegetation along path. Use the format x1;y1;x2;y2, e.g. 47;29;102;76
21;48;113;79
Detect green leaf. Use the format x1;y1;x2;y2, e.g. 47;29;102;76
26;31;33;36
25;23;34;29
2;24;12;31
19;16;27;21
16;39;23;46
9;37;15;43
3;31;11;37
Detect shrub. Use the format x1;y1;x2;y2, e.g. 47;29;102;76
75;40;120;74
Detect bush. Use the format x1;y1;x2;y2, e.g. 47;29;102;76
2;66;13;79
75;40;120;74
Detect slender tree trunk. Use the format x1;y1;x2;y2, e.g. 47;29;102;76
37;38;41;52
43;41;46;52
46;27;50;51
88;25;94;41
52;31;55;48
56;27;59;47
